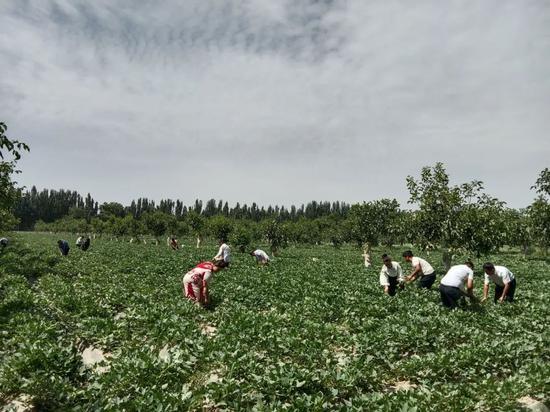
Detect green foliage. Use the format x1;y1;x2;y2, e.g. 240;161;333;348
263;219;288;255
529;198;550;253
347;199;401;247
142;211;170;238
407;163;508;266
99;202;126;219
186;211;205;236
230;223;253;253
0;122;29;231
0;233;548;410
531;168;550;199
208;215;233;242
457;195;507;257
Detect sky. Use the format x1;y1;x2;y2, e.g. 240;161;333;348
1;0;549;209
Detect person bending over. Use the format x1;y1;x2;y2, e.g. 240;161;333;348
402;250;436;289
379;254;405;296
182;260;228;307
482;262;517;303
251;249;270;265
439;261;476;309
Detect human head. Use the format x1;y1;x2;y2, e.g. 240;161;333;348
382;254;392;268
212;259;229;271
465;260;474;270
482;262;495;275
57;240;63;246
249;250;256;256
402;250;413;262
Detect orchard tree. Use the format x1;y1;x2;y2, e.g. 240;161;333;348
406;162;505;270
209;215;233;242
99;202;126;220
186;211;205;248
457;195;507;257
531;168;550;198
502;209;531;256
347;199;401;247
529;168;550;255
230;224;253;252
263;219;288;256
142;211;169;240
0;122;29;231
287;218;321;244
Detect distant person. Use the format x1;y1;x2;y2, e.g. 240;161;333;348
81;236;91;251
362;243;371;267
182;260;228;307
251;249;270;265
76;236;91;251
402;250;436;289
379;254;405;296
439;261;476;309
168;236;179;250
214;239;231;266
58;239;70;256
0;237;8;250
482;263;517;303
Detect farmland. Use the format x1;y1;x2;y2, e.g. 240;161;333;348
1;232;549;411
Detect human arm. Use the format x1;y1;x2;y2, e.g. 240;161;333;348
481;283;489;302
214;245;223;260
406;264;422;282
396;264;405;283
498;281;511;303
202;280;209;304
462;278;475;299
379;269;389;293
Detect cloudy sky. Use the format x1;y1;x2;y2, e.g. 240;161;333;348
1;0;549;209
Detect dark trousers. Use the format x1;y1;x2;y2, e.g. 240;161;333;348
440;284;461;308
419;273;436;289
494;278;516;303
387;276;398;296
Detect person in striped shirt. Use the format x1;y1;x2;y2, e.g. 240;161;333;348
481;263;517;303
182;260;228;307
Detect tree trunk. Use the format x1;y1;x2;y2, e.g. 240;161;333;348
442;249;452;272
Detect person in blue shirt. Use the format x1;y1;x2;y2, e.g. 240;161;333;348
58;239;70;256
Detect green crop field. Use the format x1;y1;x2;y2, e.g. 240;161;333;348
1;232;549;411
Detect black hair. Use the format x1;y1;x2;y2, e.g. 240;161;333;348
381;253;388;259
214;259;229;268
465;260;475;269
402;250;413;258
483;262;495;271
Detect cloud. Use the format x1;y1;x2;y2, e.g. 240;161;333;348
1;0;549;207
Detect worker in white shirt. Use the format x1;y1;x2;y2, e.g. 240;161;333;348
379;254;405;296
481;263;517;303
402;250;436;289
439;261;476;309
251;249;270;265
213;238;231;266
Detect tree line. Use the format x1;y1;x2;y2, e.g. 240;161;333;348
1;121;549;267
9;164;550;264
